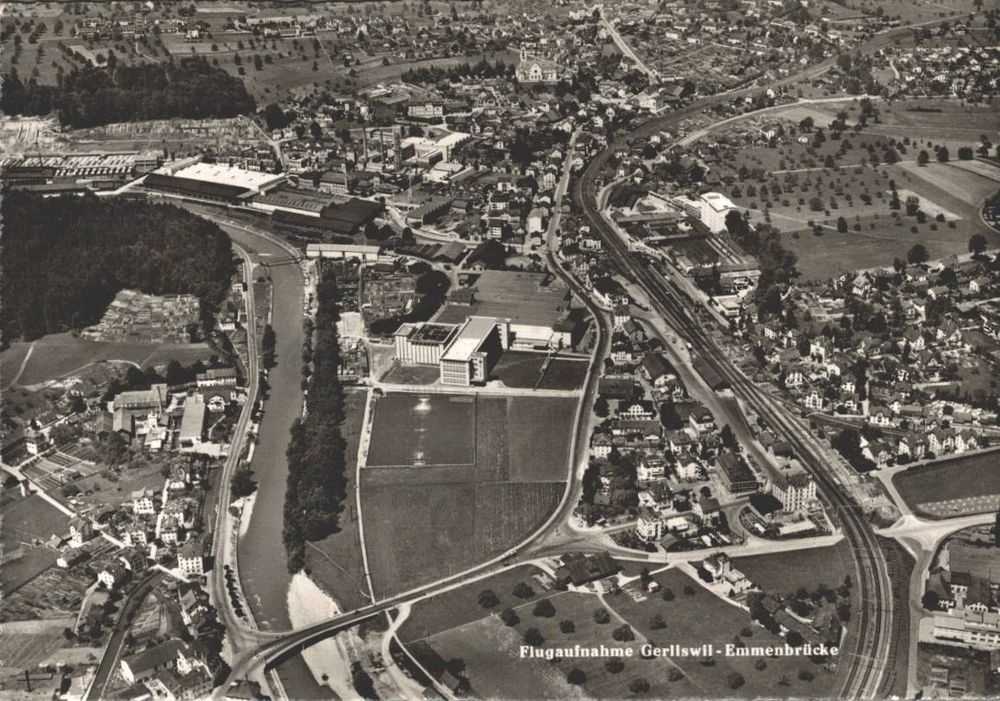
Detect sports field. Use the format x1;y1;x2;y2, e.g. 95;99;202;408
366;394;477;467
361;393;576;596
893;450;1000;518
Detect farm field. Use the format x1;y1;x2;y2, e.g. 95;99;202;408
872;99;1000;144
893;450;1000;516
303;390;371;611
362;480;562;598
361;393;575;596
900;162;1000;207
0;333;215;388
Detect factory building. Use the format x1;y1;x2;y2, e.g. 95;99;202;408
672;192;736;233
439;317;510;386
393;317;510;387
394;322;459;366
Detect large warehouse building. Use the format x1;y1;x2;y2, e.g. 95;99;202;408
434;270;577;348
143;161;287;203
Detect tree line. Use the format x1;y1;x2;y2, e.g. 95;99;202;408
400;56;514;85
1;56;255;128
283;265;350;572
1;192;235;341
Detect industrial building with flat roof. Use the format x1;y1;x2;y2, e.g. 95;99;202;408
439;317;509;386
165;162;287;195
434;270;576;348
394;322;459;365
393;317;510;386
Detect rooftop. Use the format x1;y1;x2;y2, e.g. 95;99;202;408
179;394;206;442
436;270;571;330
441;316;500;363
411;322;460;344
168;162;286;193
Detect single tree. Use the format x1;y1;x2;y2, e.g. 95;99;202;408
907;243;929;266
523;627;544;646
533;599;556;618
969;233;988;257
512;581;534;599
629;678;651;694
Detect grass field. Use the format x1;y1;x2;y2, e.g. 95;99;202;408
893;450;1000;516
399;564;546;642
0;618;76;673
361;393;576;596
71;461;166;508
778;217;993;281
490;352;589;391
0;492;68;595
380;364;441;385
0;492;69;546
1;333;215;388
715;111;999;281
303;389;370;611
734;540;857;600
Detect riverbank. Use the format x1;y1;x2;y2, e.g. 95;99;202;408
286;573;358;699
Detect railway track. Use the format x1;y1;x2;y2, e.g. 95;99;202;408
575;143;893;698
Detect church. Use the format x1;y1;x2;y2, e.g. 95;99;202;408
515;47;560;84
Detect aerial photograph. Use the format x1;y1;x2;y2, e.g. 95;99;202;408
0;0;998;699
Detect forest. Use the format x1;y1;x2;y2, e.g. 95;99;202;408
1;56;255;128
1;192;235;341
283;265;350;572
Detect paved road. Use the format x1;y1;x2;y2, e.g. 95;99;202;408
204;241;264;651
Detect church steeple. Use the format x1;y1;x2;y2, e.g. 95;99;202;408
520;46;528;62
